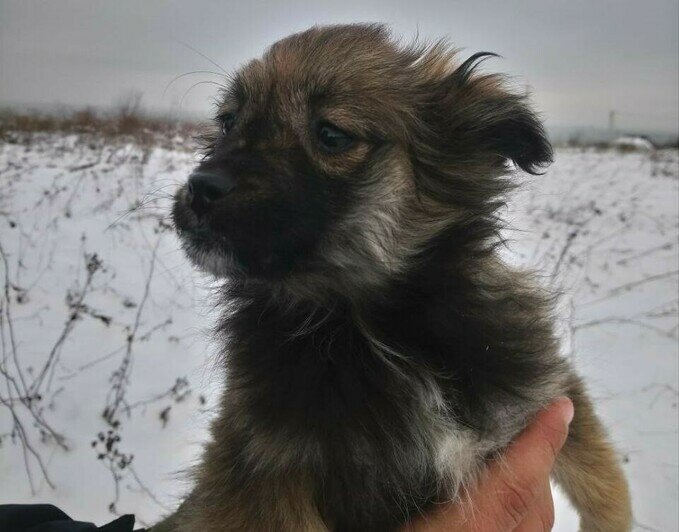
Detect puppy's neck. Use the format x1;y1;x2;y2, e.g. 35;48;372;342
216;238;554;437
227;238;497;338
263;221;499;311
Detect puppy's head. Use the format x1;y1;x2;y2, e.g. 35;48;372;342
172;24;551;295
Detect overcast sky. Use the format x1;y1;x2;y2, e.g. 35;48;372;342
1;0;677;133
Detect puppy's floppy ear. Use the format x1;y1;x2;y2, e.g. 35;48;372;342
437;52;553;175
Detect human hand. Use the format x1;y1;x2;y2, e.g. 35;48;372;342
403;397;574;531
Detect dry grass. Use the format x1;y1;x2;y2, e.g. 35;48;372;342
0;106;202;150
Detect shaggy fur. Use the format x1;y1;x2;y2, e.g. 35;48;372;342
158;24;632;531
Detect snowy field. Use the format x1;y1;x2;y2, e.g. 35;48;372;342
1;133;677;531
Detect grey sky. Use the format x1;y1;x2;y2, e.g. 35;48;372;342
1;0;677;133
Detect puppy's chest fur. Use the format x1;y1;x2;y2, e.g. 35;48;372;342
187;268;569;531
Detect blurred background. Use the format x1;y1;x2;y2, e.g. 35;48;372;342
1;1;677;530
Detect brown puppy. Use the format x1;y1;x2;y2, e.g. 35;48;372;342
159;24;632;531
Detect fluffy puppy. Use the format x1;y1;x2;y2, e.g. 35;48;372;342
160;24;632;531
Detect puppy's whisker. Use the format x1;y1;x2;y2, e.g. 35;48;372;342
174;39;229;75
162;70;228;101
179;80;226;109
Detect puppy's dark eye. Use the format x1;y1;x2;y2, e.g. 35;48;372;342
219;112;236;135
317;123;353;153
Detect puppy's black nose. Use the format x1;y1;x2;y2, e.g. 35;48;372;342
187;171;236;216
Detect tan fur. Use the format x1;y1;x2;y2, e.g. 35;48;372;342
156;483;326;532
554;376;633;531
153;386;327;532
178;480;327;532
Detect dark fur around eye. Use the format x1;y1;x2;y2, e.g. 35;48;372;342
219;112;237;135
317;122;354;153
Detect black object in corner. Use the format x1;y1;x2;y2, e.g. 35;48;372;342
0;505;144;532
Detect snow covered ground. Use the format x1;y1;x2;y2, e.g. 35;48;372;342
1;133;677;531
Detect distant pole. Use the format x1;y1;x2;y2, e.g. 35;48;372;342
608;110;616;134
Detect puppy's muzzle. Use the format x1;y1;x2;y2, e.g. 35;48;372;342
187;171;236;217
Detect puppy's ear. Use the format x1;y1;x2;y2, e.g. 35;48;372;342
435;52;553;175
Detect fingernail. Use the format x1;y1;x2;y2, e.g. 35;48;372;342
556;396;575;426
